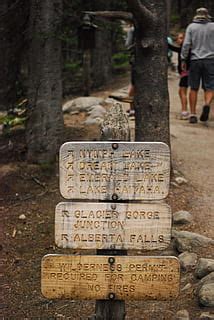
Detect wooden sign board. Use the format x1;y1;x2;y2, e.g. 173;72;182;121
55;202;171;250
41;255;180;300
59;142;170;200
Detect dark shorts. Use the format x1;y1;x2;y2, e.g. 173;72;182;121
179;76;188;88
189;59;214;90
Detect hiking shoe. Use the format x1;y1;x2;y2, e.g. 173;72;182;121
189;115;198;124
200;105;210;122
180;111;189;120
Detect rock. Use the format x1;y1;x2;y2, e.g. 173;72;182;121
84;117;103;125
198;283;214;307
181;283;192;291
175;176;188;185
88;105;106;118
195;258;214;279
175;309;190;320
170;181;179;188
173;210;193;225
199;312;214;319
196;272;214;295
62;97;104;113
84;105;107;124
178;252;198;271
19;214;26;220
172;230;214;253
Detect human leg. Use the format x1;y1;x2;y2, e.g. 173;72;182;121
200;59;214;121
188;60;202;123
189;89;198;114
179;87;189;119
204;90;214;106
179;76;188;111
200;90;214;121
128;83;135;97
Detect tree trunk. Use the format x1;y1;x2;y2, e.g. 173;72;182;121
26;0;64;163
91;19;113;88
0;0;29;111
127;0;170;146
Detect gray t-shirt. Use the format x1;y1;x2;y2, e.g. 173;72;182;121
181;22;214;61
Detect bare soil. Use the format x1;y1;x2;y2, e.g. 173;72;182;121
1;72;213;319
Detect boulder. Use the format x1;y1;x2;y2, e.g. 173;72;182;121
196;272;214;295
198;283;214;307
173;210;193;225
172;230;214;252
62;97;104;113
88;105;106;118
195;258;214;279
84;117;103;125
178;252;198;271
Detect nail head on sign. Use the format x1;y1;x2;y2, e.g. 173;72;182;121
112;193;118;201
109;292;115;300
108;257;115;264
112;143;118;150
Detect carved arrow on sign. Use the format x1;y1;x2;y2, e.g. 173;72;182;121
61;234;68;241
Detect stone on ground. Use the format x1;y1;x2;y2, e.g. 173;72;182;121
178;251;198;271
198;283;214;307
195;258;214;279
196;272;214;295
173;210;193;225
175;309;190;320
63;97;104;113
172;230;214;252
199;312;214;319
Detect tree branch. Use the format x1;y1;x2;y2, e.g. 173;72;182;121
83;11;133;22
126;0;156;25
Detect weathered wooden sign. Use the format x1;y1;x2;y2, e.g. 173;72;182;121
59;142;170;200
55;202;172;250
41;255;180;300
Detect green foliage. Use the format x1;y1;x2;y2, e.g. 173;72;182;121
170;14;180;25
2;115;26;127
112;52;129;72
113;52;129;65
64;62;81;72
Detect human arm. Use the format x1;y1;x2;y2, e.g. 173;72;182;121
125;27;134;49
168;42;181;53
181;25;192;61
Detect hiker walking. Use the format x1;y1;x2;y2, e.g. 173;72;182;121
181;7;214;123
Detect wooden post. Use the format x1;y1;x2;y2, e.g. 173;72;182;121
95;102;130;320
83;49;91;96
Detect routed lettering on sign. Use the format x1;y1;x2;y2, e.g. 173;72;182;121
59;142;170;200
41;255;180;300
55;202;171;250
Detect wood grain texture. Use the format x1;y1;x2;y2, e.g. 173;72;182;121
55;202;171;250
59;142;170;200
41;255;180;300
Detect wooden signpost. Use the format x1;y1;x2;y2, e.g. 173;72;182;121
59;142;170;201
41;104;179;319
55;202;171;250
41;255;180;300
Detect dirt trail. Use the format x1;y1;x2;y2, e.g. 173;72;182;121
168;70;214;238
